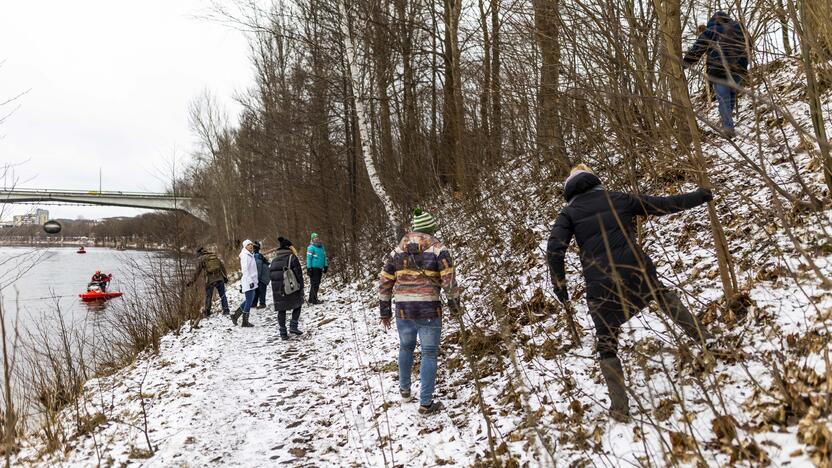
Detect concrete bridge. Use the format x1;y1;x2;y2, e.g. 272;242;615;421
0;189;209;222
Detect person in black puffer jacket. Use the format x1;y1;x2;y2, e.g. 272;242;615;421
270;237;305;340
547;165;715;422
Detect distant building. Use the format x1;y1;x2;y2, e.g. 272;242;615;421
13;209;50;226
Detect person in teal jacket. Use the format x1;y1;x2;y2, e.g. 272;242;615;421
306;233;329;304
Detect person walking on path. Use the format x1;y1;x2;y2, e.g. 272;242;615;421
253;241;270;309
187;247;230;317
547;165;715;423
231;239;258;328
379;209;460;416
306;233;328;305
270;237;305;340
683;11;749;138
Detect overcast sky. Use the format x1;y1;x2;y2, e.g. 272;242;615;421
0;1;251;220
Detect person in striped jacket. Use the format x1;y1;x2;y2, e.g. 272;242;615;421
379;209;460;415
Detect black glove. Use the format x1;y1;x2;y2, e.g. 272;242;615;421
249;282;255;289
699;187;714;202
323;266;328;274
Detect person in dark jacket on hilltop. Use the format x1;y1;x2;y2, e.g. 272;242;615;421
187;247;229;318
270;237;305;340
683;11;749;138
306;233;328;305
379;209;460;416
547;165;715;423
252;241;270;309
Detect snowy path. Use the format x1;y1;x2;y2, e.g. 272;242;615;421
17;285;482;467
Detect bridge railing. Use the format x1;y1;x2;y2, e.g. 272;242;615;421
1;188;190;198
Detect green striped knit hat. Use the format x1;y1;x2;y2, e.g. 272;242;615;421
412;208;438;234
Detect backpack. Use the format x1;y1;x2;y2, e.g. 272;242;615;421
203;253;223;275
283;255;301;295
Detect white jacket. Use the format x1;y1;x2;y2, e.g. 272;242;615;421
239;247;258;292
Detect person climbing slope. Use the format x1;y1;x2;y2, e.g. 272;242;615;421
683;11;750;138
187;247;230;317
306;232;329;305
379;209;460;416
231;239;258;328
270;237;305;340
546;165;715;423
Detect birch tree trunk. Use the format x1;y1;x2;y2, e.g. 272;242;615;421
338;0;400;240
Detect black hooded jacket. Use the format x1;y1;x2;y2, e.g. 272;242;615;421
269;248;305;311
547;172;710;308
683;11;749;80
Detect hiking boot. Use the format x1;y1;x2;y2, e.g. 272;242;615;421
600;357;631;423
289;328;303;336
400;389;414;402
230;307;243;325
280;333;289;341
418;401;444;415
241;313;254;328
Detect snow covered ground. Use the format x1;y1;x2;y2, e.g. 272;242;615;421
12;283;503;467
13;58;832;467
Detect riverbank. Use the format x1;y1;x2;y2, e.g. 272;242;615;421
0;238;172;251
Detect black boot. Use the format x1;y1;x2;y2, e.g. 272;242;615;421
278;311;288;338
600;357;630;423
241;313;254;328
289;308;302;335
658;290;713;343
230;307;242;325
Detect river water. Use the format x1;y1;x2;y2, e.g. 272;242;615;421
0;246;165;322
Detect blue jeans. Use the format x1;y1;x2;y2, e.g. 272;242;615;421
204;281;229;314
714;76;739;131
396;318;442;406
253;281;268;307
240;289;256;313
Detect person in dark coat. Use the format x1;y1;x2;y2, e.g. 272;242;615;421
252;241;270;309
270;237;305;340
187;247;229;317
547;165;715;422
683;11;750;137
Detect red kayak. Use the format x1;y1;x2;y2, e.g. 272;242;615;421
79;291;123;302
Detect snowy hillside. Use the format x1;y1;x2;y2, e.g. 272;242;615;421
13;59;832;467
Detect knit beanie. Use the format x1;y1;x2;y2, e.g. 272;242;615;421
278;237;293;249
412;208;438;234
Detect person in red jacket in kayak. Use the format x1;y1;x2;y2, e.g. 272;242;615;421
90;271;113;292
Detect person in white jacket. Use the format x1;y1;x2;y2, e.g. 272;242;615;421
231;239;258;327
